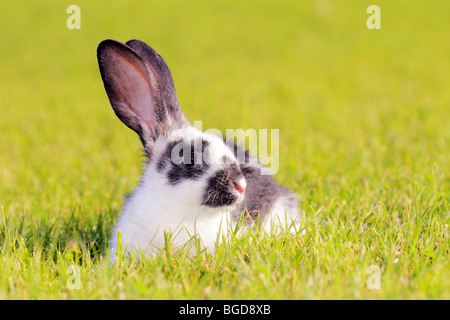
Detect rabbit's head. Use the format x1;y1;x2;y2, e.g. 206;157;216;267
98;39;247;210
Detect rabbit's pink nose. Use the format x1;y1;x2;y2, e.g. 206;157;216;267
234;183;245;194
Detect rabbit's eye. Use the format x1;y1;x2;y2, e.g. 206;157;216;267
178;146;198;167
185;152;196;167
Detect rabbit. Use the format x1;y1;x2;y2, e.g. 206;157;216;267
97;39;302;263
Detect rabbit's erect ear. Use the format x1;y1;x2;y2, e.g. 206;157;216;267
97;39;172;155
126;39;185;127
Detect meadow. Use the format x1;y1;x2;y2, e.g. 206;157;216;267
0;0;449;299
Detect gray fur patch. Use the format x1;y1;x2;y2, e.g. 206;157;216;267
227;142;299;226
203;164;243;207
158;138;211;185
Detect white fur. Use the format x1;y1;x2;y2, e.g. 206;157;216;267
109;127;302;263
109;175;236;263
109;128;301;264
263;198;303;234
109;127;242;263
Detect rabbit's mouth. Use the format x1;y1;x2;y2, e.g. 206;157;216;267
203;171;246;208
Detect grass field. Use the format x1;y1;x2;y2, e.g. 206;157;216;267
0;0;449;299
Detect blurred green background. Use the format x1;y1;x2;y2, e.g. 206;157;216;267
1;0;447;214
0;0;449;299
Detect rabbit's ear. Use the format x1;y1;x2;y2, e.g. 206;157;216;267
97;39;170;155
126;39;186;128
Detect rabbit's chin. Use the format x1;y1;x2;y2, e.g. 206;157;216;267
204;195;244;212
225;190;246;207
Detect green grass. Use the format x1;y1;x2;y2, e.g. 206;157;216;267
1;0;449;299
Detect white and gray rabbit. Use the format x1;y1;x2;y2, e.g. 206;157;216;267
97;39;301;262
